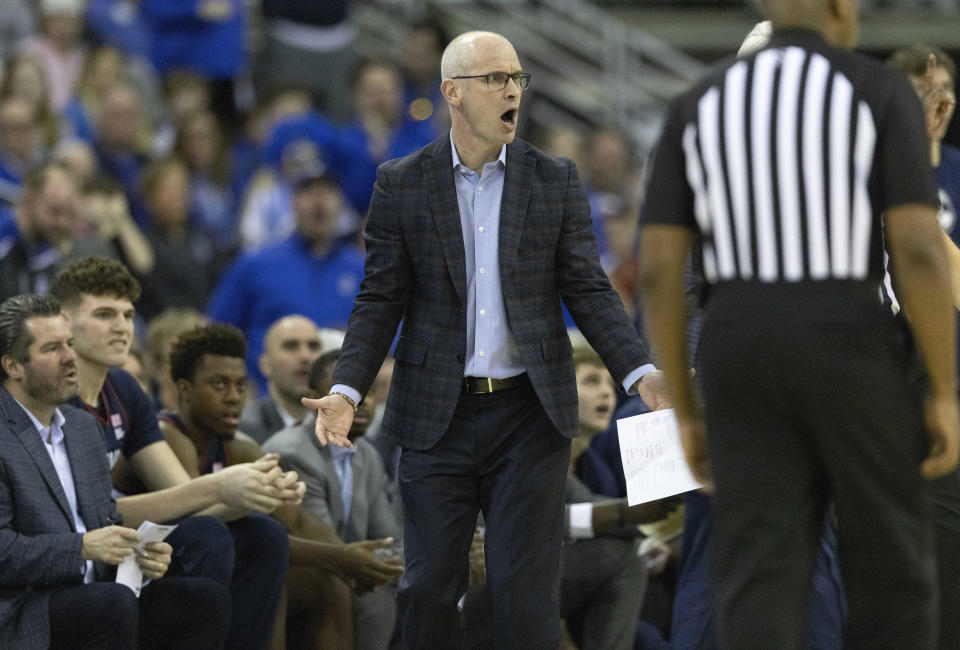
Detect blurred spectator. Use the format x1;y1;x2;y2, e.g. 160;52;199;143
67;175;155;275
153;70;211;155
123;346;151;393
209;174;364;392
84;0;151;62
335;59;434;217
135;156;219;321
241;314;322;444
1;54;60;149
51;137;97;186
19;0;87;112
174;109;237;248
0;95;44;208
61;45;126;142
400;18;449;137
142;0;246;127
145;307;209;410
258;0;356;122
94;82;150;223
265;348;401;650
239;110;340;250
0;163;78;300
581;126;644;315
0;0;35;61
230;84;312;210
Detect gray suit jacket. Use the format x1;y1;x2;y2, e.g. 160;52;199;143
264;418;400;542
0;387;118;650
332;135;650;449
240;396;287;444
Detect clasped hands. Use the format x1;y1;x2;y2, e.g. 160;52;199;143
216;453;306;514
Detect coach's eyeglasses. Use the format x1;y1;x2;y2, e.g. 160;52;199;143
452;72;531;91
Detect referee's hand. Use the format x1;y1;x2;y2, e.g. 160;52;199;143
921;393;960;479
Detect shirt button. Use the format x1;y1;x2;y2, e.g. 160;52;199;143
479;267;485;274
478;186;484;192
480;309;486;315
478;350;485;357
478;226;484;233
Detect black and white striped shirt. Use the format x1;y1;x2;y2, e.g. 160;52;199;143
642;29;936;294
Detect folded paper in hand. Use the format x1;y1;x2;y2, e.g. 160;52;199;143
115;521;178;597
617;408;702;506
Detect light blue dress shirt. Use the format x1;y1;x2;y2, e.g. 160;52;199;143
16;400;94;583
333;132;653;403
330;445;356;522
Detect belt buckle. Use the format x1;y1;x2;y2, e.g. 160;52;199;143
486;377;493;393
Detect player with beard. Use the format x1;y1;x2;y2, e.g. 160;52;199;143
162;323;404;649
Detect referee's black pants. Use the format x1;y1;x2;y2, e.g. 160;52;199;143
700;285;936;649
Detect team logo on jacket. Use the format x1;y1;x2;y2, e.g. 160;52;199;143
111;413;125;442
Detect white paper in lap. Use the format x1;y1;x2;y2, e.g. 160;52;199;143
116;521;178;597
617;408;702;506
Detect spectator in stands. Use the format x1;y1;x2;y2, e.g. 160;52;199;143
0;0;35;61
51;137;97;187
19;0;86;112
265;348;401;650
136;156;219;321
465;346;669;650
241;314;322;444
50;257;302;650
581;126;644;315
888;44;960;650
0;54;60;150
145;307;209;411
209;173;364;392
0;293;231;650
163;323;407;648
400;18;449;137
258;0;356;122
0;163;78;301
239;110;340;250
0;95;43;208
153;70;211;155
94;82;150;220
335;59;434;216
84;0;151;62
61;45;126;143
68;175;154;275
124;345;151;393
141;0;247;127
174;108;237;249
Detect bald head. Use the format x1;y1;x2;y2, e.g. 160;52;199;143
260;315;322;405
760;0;858;48
441;31;516;80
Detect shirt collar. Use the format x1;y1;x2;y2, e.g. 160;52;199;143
14;397;66;444
450;131;507;172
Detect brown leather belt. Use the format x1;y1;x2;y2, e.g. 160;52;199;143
462;374;526;395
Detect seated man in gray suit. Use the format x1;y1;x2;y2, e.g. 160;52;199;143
265;349;401;650
0;294;230;650
242;315;323;443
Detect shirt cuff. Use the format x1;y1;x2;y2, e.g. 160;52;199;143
623;364;657;395
329;384;362;405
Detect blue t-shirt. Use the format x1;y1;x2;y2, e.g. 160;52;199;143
68;368;163;470
207;235;365;391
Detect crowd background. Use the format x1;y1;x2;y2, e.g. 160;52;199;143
1;0;960;648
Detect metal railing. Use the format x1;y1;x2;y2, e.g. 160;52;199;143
352;0;707;155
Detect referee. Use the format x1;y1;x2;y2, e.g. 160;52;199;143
639;0;959;647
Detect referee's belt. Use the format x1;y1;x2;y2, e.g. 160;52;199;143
462;374;527;395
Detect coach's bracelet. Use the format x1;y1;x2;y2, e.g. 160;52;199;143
328;391;358;413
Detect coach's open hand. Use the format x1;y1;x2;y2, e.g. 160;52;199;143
302;394;355;448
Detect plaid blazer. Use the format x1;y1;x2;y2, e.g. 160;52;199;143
0;388;118;650
333;135;650;450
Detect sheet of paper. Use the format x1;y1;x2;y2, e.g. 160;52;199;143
115;521;178;597
617;408;702;506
